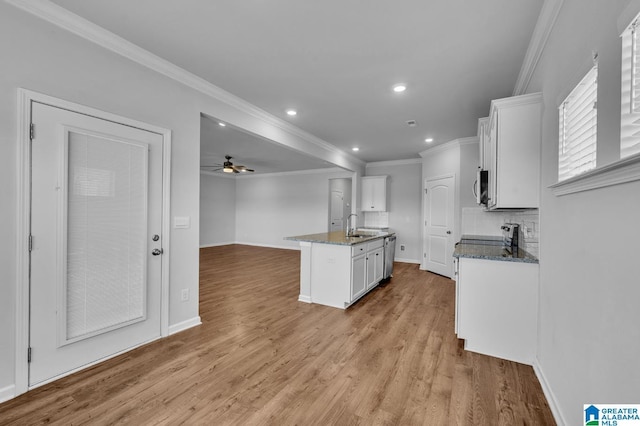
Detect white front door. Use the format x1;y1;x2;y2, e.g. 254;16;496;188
329;190;344;232
29;102;164;387
423;175;455;278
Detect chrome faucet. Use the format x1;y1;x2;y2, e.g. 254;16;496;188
346;213;358;237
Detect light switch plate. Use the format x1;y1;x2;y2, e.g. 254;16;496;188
174;216;190;229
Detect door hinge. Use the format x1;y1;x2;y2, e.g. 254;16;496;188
28;347;32;363
28;234;33;252
30;123;35;140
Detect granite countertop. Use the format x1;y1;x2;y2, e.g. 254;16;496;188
285;230;391;246
453;235;538;264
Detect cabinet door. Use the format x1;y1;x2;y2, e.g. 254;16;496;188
351;254;367;301
365;252;375;289
361;176;387;211
373;248;384;284
487;111;498;209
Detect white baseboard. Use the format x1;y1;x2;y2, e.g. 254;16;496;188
394;257;421;264
234;241;300;251
533;357;566;426
298;295;311;303
199;241;235;248
168;316;202;335
0;384;15;403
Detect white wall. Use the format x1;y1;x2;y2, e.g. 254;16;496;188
420;138;479;246
526;0;640;423
199;173;236;247
0;3;362;400
235;169;353;249
365;161;423;263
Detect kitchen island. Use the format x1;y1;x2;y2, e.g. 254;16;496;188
285;230;390;309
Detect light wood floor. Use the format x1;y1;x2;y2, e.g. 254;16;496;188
0;245;555;425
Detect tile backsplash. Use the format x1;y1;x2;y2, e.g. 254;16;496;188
461;207;539;258
363;211;389;228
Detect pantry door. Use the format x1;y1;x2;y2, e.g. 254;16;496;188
29;101;164;387
423;175;455;278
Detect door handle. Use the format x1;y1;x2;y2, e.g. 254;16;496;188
152;248;163;256
446;231;451;234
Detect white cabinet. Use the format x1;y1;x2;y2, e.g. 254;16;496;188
350;238;385;302
351;253;367;301
361;176;388;211
456;257;538;365
486;93;542;210
477;117;490;170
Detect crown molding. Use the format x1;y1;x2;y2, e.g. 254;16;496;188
236;167;348;179
513;0;564;95
365;158;422;168
419;136;478;158
6;0;365;169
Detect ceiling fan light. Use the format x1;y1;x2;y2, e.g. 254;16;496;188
223;166;234;173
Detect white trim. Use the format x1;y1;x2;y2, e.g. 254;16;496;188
168;317;202;335
393;258;421;264
0;385;16;404
513;0;565;95
419;137;478;158
15;88;31;397
365;158;422;168
5;0;364;172
235;241;300;251
533;358;567;426
549;152;640;195
15;88;172;398
298;295;312;303
235;167;349;179
199;242;236;248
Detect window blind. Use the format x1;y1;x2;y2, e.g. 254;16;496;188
558;66;598;181
621;18;640;158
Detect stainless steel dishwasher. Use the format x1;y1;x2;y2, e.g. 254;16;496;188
383;235;396;280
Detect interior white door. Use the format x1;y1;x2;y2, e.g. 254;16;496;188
423;175;455;278
329;190;344;232
29;102;163;387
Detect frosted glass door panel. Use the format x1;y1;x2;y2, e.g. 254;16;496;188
65;130;149;343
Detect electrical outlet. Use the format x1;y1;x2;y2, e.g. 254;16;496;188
400;244;405;251
181;288;189;302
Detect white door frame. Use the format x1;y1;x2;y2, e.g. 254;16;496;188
15;88;172;396
421;173;455;275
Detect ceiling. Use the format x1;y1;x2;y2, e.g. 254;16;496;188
200;114;337;175
50;0;544;165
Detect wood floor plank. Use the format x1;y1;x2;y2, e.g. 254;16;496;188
0;245;556;425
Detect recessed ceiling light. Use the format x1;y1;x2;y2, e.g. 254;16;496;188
393;84;407;93
218;122;226;127
286;109;297;116
352;147;360;152
425;138;434;143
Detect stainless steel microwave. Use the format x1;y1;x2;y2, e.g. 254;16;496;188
475;169;488;205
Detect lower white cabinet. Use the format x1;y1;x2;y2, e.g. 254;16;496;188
307;238;386;309
351;253;367;300
456;257;538;365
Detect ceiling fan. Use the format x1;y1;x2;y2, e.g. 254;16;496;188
200;155;255;174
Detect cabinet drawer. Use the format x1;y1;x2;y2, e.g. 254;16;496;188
366;238;384;251
352;243;367;257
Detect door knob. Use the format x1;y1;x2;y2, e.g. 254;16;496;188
446;231;451;234
152;248;163;256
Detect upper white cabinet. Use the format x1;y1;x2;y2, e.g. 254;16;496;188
486;93;542;210
361;175;388;211
477;117;490;170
